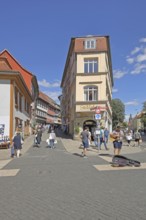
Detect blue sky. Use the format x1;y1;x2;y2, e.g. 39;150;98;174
1;0;146;119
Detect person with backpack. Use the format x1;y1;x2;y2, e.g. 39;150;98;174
100;128;108;150
104;128;109;143
94;127;108;152
133;129;142;147
94;128;101;151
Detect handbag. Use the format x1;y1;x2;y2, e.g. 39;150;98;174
139;139;142;143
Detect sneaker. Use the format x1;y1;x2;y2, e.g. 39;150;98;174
83;155;88;158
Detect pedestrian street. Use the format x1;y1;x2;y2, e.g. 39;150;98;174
0;133;146;220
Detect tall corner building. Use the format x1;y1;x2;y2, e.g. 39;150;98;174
61;35;113;138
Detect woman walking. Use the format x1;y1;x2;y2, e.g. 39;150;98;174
49;130;56;149
12;131;23;158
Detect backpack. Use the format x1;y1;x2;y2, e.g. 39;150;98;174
134;132;140;139
111;155;141;167
95;129;103;138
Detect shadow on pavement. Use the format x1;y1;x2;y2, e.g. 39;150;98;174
55;129;73;139
98;153;113;157
73;153;82;157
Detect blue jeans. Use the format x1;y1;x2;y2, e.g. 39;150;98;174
94;138;101;150
50;139;55;148
104;136;109;143
100;138;108;150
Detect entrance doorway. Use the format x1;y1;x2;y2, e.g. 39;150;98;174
83;120;96;140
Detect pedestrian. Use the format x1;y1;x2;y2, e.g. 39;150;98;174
126;130;132;146
49;130;56;148
93;127;108;152
93;128;101;151
36;128;42;146
12;130;23;158
104;128;109;143
133;129;142;147
111;126;124;155
80;127;89;158
100;128;108;151
87;128;92;146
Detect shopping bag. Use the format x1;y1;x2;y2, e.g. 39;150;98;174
54;140;57;144
46;139;50;145
11;145;15;157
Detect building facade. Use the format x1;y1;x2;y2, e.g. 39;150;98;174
0;50;39;140
61;36;113;138
35;91;61;126
130;111;146;131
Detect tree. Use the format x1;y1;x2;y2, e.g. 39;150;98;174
111;99;125;129
141;101;146;128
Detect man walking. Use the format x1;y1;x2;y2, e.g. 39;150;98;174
104;128;109;144
80;127;89;158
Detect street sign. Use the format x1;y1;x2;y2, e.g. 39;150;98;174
95;109;100;114
95;114;101;120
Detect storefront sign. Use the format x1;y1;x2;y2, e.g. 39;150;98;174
80;105;97;110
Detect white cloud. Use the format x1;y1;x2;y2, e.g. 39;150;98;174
131;63;146;74
136;53;146;62
113;70;127;79
139;38;146;43
131;47;141;55
43;90;61;103
112;88;118;93
38;79;61;88
124;101;139;106
126;56;135;64
125;114;130;121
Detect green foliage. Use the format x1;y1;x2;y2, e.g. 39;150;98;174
141;101;146;128
74;126;80;134
122;121;128;128
142;101;146;111
111;99;125;129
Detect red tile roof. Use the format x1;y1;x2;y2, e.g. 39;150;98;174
0;57;12;70
0;50;33;92
39;91;55;106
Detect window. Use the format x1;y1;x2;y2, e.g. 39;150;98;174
85;39;96;49
84;86;98;101
19;94;22;112
15;87;18;108
84;58;98;73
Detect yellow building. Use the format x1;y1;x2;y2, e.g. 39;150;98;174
61;35;113;138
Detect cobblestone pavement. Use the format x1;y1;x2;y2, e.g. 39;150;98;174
0;130;146;220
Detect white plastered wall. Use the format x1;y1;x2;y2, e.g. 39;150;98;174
0;80;10;136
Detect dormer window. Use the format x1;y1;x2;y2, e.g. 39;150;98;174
85;39;96;49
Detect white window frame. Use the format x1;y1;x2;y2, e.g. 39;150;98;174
85;39;96;49
84;58;98;74
84;86;98;101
